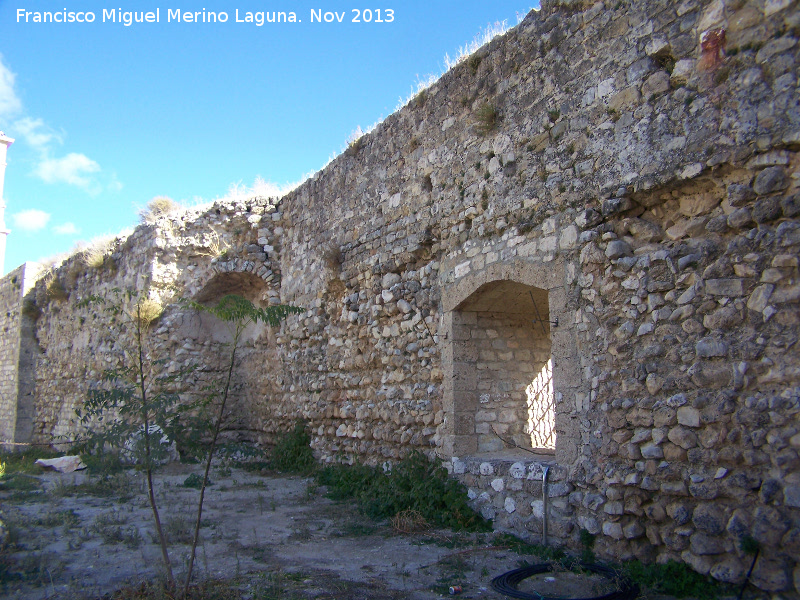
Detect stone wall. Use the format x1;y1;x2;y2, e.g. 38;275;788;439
471;309;553;453
1;0;799;593
0;262;41;449
0;264;25;448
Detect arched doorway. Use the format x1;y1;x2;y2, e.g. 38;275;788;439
439;260;580;463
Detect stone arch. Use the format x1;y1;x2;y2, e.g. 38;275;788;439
194;270;272;305
440;259;580;464
180;271;275;345
181;252;279;304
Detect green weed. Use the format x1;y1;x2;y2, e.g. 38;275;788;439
91;512;142;548
104;578;244;599
270;421;316;474
51;472;134;499
34;509;80;529
579;528;596;562
0;550;63;586
474;103;499;135
334;521;378;537
0;473;42;492
182;473;211;489
316;451;489;531
624;560;732;599
0;448;60;475
164;515;194;545
140;196;180;224
81;451;128;474
468;54;482;74
497;533;567;562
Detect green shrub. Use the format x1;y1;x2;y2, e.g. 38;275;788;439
270;421;316;474
182;473;208;489
0;473;41;492
474;103;498;135
80;451;127;474
0;448;60;475
624;560;731;599
316;451;489;531
45;277;69;302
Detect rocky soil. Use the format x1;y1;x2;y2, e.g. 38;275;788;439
0;461;656;600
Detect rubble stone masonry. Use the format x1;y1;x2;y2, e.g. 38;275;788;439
1;0;799;593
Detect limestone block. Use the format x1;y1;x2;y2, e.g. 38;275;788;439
668;426;698;449
710;557;745;584
602;521;624;540
751;557;791;592
509;462;526;479
784;485;800;508
504;497;516;514
705;278;744;296
747;285;774;313
670;59;695;86
661;481;689;496
753;167;789;195
641;71;670;98
623;521;645;539
764;0;793;16
695;338;727;358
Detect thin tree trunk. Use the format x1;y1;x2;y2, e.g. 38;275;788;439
183;334;240;597
137;309;174;588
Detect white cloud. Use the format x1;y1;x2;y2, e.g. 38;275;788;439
0;56;108;192
11;209;50;232
107;173;123;193
0;55;22;120
35;153;101;188
14;117;61;149
53;222;79;235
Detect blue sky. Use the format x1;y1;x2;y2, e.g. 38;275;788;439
0;1;538;273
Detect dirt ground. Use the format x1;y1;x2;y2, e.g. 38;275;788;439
1;462;655;600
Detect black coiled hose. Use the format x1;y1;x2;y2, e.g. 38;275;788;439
491;562;640;600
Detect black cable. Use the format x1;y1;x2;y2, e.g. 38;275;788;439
491;562;640;600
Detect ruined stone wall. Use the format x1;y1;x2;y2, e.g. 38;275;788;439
0;262;42;448
0;264;25;448
272;0;800;590
24;199;288;443
3;0;799;593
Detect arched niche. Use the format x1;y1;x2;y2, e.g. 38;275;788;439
178;271;274;345
439;259;580;464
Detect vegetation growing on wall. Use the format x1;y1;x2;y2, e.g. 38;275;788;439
139;196;181;224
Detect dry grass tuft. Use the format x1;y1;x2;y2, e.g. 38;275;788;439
198;231;231;259
322;243;343;271
140;196;181;224
128;297;163;328
45;274;69;302
391;509;431;535
82;236;116;269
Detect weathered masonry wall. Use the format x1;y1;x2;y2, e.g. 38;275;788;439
0;262;41;449
1;0;799;593
0;264;25;448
